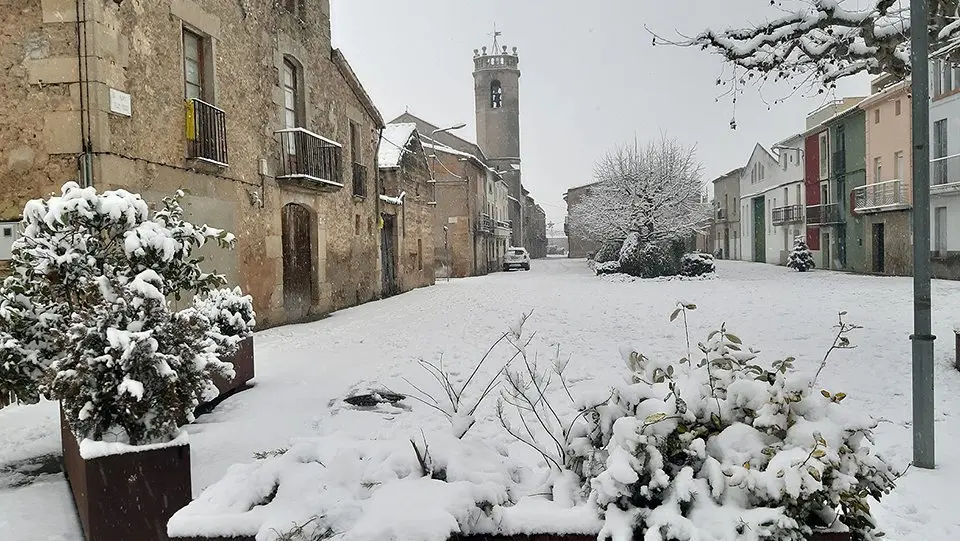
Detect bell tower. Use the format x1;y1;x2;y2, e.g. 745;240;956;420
473;30;523;243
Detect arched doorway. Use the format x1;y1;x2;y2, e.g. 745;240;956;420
281;203;314;320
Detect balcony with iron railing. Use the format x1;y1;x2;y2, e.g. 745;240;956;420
276;128;343;188
931;153;960;194
772;204;804;226
352;162;368;198
478;213;493;233
852;179;910;213
186;99;228;167
806;203;844;225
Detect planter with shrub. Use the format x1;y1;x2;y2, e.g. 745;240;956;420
679;252;716;276
0;183;253;541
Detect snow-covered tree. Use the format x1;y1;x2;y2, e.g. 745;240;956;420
567;137;710;248
788;235;816;272
0;182;251;445
684;1;959;90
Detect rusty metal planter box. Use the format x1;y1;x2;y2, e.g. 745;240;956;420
172;533;850;541
209;336;255;398
61;407;192;541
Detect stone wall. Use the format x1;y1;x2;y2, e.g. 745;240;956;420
431;149;485;278
379;137;434;293
0;0;382;328
564;183;601;259
862;210;913;276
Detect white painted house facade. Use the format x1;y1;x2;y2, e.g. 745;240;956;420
929;53;960;278
767;134;807;265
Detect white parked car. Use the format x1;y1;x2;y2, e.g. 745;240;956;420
503;246;531;271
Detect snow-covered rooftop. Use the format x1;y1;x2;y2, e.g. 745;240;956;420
378;123;418;169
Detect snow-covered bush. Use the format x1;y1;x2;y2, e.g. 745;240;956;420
595;261;622;275
594;241;623;264
0;182;248;445
194;286;256;360
618;233;684;278
787;236;815;272
680;252;716;277
567;309;897;541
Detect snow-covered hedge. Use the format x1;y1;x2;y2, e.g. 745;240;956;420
567;313;897;541
680;252;716;277
0;183;253;445
617;233;685;279
595;261;622;275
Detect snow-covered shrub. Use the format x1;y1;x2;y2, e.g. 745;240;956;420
618;233;684;278
594;241;623;264
787;235;815;272
567;309;897;541
595;261;622;275
194;286;256;360
680;252;716;277
0;182;248;444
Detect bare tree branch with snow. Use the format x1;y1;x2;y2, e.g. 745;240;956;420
567;137;709;247
665;1;960;90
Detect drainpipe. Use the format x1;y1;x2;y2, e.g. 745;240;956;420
75;0;94;187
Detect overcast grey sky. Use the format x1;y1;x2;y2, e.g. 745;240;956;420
331;0;869;229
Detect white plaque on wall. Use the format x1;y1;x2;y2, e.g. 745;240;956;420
109;88;131;117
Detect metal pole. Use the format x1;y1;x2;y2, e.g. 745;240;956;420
910;0;935;469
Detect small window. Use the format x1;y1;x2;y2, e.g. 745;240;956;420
874;108;881;124
355;214;361;235
2;227;12;237
895;99;902;116
491;80;503;109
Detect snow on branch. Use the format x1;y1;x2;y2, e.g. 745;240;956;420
658;1;960;90
567;137;709;247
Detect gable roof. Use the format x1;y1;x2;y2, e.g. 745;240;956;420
378;123;419;169
390;112;487;160
712;167;744;184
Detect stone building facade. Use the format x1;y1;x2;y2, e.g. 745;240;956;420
563;182;602;259
0;0;384;328
377;123;435;295
523;194;547;258
423;139;510;278
711;168;743;260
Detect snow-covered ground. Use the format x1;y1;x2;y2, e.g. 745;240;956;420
2;258;959;540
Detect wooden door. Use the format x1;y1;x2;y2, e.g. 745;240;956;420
753;197;765;262
380;214;397;297
282;204;313;319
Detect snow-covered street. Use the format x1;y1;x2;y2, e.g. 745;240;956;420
2;258;960;540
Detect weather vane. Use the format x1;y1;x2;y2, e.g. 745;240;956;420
489;22;502;52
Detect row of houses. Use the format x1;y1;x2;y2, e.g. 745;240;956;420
0;0;547;328
707;56;960;279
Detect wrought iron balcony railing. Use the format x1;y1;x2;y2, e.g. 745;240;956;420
185;99;228;166
772;204;804;226
478;213;493;233
352;162;368;198
853;179;909;212
805;203;844;225
931;154;960;192
276;128;343;188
